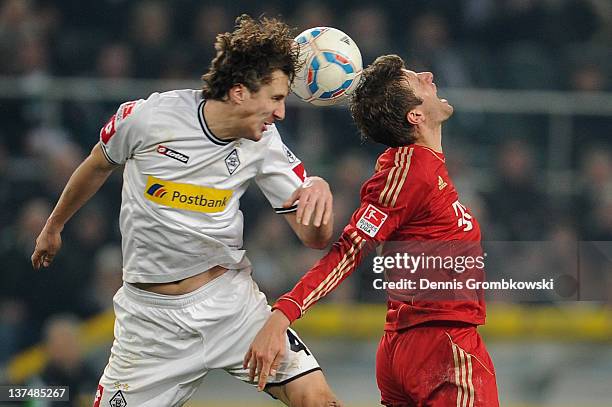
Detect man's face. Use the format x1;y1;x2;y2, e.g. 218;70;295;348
238;70;289;141
402;69;453;123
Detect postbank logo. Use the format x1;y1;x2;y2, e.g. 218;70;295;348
144;176;233;213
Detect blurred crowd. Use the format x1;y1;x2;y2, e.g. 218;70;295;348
0;0;611;386
0;0;610;88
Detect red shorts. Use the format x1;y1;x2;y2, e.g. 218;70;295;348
376;322;499;407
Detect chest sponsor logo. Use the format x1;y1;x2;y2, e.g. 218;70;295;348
283;144;297;163
109;390;127;407
144;176;233;213
357;204;388;237
438;175;448;190
157;145;190;163
225;149;240;174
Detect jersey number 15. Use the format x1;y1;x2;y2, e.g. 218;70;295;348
452;200;473;232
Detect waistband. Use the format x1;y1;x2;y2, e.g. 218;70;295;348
122;268;239;308
391;320;478;333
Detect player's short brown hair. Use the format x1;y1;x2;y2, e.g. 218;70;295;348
201;15;299;100
350;55;422;147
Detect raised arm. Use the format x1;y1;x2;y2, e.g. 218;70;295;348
31;143;118;270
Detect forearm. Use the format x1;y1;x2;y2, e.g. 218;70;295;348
45;144;116;231
274;228;370;322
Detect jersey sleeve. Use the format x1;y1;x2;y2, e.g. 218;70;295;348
273;156;430;322
99;97;153;165
255;127;307;214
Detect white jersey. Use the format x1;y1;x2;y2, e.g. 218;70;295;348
99;89;306;283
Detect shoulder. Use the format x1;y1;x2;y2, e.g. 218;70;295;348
257;123;283;148
122;89;200;131
143;89;203;119
115;92;161;127
377;144;438;168
156;89;202;108
374;146;430;185
364;146;432;208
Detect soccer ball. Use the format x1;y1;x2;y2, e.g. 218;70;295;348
292;27;363;106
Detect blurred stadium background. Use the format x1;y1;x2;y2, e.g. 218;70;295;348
0;0;611;406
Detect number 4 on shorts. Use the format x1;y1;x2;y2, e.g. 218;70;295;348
286;330;310;355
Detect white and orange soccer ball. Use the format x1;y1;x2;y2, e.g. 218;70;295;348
292;27;363;106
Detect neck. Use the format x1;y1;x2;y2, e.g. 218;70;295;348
413;124;443;153
203;100;241;140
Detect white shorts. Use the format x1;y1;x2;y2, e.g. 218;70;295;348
95;269;320;407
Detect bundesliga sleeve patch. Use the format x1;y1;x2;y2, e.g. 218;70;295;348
357;204;388;237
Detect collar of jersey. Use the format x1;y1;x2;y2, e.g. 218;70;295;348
412;144;445;163
198;99;233;146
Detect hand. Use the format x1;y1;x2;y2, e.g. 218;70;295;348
243;310;291;391
31;225;63;270
284;176;332;227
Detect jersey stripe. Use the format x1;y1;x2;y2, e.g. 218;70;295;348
303;239;364;311
460;348;469;407
452;341;463;407
306;238;365;307
302;231;361;306
383;147;409;206
303;236;365;311
390;147;413;207
302;232;363;310
449;337;475;407
379;147;413;208
378;149;402;205
466;351;474;407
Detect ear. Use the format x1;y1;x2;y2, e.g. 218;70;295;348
406;108;424;126
228;84;248;104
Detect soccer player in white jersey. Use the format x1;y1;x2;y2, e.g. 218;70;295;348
31;15;342;407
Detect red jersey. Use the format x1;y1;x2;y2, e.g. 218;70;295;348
274;144;486;330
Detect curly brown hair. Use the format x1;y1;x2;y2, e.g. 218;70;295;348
201;15;300;100
349;55;423;147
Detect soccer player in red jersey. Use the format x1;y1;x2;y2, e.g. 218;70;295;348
245;55;500;406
